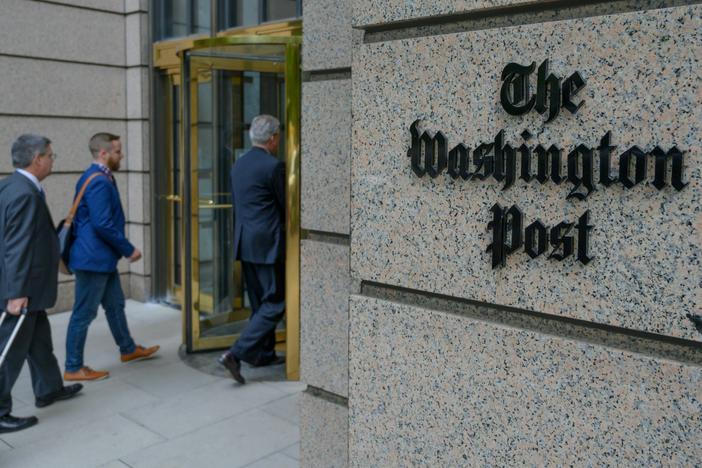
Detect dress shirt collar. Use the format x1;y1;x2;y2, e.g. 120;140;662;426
16;169;43;194
252;144;271;155
92;162;114;180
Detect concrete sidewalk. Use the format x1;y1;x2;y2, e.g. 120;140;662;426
0;301;303;468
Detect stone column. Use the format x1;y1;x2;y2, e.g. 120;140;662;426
124;0;152;302
300;0;354;466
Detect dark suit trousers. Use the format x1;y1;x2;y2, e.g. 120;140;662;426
230;262;285;365
0;310;63;416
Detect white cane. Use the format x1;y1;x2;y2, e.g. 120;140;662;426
0;308;28;368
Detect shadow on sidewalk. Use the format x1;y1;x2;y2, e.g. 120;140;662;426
177;345;286;383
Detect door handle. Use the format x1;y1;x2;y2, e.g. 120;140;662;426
166;195;182;202
199;204;233;209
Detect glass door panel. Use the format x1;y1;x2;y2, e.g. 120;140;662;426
198;68;284;339
170;80;183;302
181;36;300;380
153;72;183;307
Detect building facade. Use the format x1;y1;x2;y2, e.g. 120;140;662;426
0;0;151;313
0;0;700;466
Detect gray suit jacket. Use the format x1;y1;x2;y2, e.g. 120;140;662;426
0;172;59;311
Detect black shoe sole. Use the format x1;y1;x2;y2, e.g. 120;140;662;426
35;386;83;408
252;357;286;367
0;418;38;433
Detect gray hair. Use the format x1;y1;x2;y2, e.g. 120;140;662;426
249;115;280;145
11;134;51;168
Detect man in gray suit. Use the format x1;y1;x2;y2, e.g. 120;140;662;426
0;134;82;433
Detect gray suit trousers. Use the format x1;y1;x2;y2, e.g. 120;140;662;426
0;310;63;416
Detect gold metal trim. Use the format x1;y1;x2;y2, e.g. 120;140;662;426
154;21;301;72
198;204;232;209
154;35;209;70
162;74;184;309
191;35;301;49
178;36;302;381
283;41;301;381
217;19;302;38
191;56;285;74
188;65;202;348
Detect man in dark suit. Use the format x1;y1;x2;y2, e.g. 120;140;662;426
63;133;159;381
218;115;286;384
0;134;82;433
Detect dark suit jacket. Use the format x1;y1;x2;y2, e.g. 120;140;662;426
0;172;59;311
230;147;285;264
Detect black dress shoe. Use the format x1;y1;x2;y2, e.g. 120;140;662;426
253;355;286;367
35;383;83;408
0;414;38;433
218;353;245;384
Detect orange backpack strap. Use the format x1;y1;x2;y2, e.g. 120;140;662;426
64;173;106;226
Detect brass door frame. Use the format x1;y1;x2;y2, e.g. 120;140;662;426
180;35;301;380
163;74;183;307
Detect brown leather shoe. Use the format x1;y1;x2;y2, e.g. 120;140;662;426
121;345;160;363
63;366;109;381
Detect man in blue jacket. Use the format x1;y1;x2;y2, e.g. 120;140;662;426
218;115;286;384
64;133;159;381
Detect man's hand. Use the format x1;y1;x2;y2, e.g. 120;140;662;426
128;248;142;263
6;297;28;316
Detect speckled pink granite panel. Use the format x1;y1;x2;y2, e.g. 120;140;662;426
353;0;537;27
351;6;702;340
349;295;702;466
302;80;351;234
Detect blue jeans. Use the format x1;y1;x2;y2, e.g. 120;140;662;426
65;270;136;372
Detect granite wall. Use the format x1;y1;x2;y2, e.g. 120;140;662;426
0;0;152;311
348;0;702;464
300;0;354;465
349;295;702;465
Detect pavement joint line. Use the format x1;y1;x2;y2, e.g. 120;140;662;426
239;446;300;468
253;389;304;416
0;437;14;449
109;387;285;444
109;423;173;464
239;454;270;468
127;405;266;447
260;380;306;396
258;407;301;429
281;452;300;463
107;380;163;410
114;362;223;399
117;411;169;441
259;395;301;426
276;442;301;461
141;387;300;441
